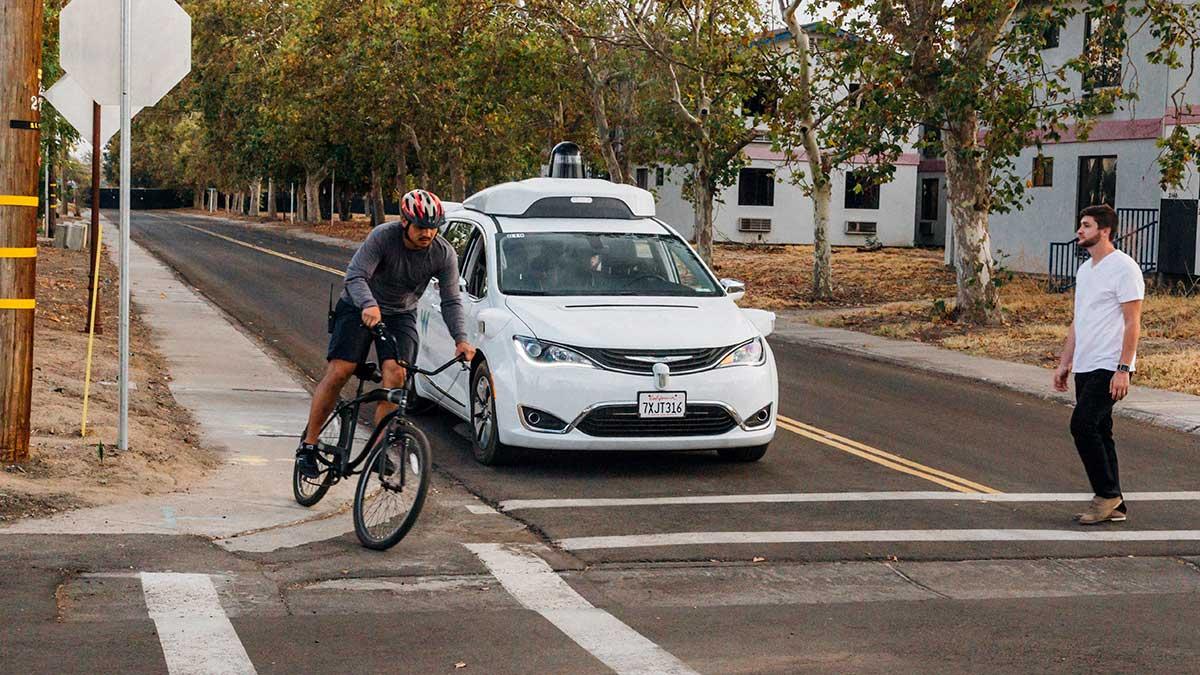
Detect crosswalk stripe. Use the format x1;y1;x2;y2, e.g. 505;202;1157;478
140;573;257;674
466;543;699;675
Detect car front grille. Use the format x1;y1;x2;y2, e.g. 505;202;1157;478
575;346;730;375
575;404;739;437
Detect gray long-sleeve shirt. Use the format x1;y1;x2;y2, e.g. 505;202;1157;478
341;221;467;343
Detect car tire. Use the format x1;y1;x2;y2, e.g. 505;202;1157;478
717;444;768;462
470;360;513;466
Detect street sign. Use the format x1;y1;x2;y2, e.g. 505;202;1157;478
43;75;142;147
59;0;191;107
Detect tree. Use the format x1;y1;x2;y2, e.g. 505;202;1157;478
772;7;907;300
824;0;1199;324
615;0;781;264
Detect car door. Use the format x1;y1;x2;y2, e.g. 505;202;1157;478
417;219;474;410
441;227;489;406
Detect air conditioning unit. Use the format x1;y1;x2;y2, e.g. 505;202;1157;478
846;221;878;235
738;217;772;233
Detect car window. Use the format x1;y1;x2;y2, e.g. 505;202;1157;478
497;232;721;297
441;221;474;267
463;230;487;299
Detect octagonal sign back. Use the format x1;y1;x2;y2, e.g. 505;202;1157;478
60;0;191;108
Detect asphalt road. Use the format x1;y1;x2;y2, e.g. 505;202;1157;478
4;209;1198;674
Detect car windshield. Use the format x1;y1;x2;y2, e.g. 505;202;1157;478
497;232;722;297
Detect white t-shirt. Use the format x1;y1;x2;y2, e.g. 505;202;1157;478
1072;249;1145;373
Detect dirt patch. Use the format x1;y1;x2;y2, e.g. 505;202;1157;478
0;234;217;522
813;274;1200;396
711;244;957;309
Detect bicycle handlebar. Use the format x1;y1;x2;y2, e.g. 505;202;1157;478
367;322;468;378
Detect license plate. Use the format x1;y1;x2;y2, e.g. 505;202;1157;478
638;391;686;418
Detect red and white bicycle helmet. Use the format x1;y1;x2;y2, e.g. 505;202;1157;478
400;189;446;229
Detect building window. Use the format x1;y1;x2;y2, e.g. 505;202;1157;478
636;167;650;190
846;221;878;235
844;171;880;210
1076;155;1117;214
1083;13;1123;91
1042;25;1060;49
655;167;665;187
738;168;775;206
920;179;939;221
1033;155;1054;187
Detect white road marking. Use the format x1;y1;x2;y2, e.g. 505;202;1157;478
558;529;1200;551
500;491;1200;511
140;573;257;675
465;504;502;515
466;543;699;675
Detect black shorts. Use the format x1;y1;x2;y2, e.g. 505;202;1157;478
326;299;419;365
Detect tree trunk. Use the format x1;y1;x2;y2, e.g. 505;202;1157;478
267;177;277;220
692;169;715;265
449;145;467;202
250;178;262;218
811;178;834;298
943;117;1002;325
395;141;409;197
304;169;325;223
193;186;203;209
370;167;387;227
404;125;429;189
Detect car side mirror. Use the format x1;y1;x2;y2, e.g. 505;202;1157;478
720;278;746;302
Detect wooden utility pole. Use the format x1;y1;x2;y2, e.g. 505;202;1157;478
1;0;45;463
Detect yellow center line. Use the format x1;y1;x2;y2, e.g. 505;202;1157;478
777;415;1001;494
179;223;345;277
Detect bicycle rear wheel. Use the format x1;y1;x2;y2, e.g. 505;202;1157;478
353;421;432;550
293;408;350;507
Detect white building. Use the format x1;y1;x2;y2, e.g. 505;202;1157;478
646;144;921;247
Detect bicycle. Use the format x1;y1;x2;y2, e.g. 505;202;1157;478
293;323;467;550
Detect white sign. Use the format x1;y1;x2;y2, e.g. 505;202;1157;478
43;75;142;147
59;0;192;107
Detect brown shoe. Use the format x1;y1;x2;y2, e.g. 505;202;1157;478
1078;497;1126;525
1073;496;1104;522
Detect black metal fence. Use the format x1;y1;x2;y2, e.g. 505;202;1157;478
1047;208;1159;292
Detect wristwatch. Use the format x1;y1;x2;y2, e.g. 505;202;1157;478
1117;364;1132;373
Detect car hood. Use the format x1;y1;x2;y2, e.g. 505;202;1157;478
504;296;759;349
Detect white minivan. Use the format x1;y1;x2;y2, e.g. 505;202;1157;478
413;177;778;465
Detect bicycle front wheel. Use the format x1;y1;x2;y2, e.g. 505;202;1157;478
353;421;432;550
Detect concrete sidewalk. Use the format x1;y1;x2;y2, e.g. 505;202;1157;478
2;219;357;540
771;311;1200;436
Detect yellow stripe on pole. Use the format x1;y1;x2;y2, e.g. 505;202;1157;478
0;195;39;207
81;222;104;437
0;247;38;258
0;299;36;310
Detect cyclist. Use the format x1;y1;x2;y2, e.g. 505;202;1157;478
297;189;476;477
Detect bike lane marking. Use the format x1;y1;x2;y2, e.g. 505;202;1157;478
140;572;257;675
466;543;699;675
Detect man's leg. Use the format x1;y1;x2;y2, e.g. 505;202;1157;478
1071;371;1121;499
304;359;357;445
375;360;408;428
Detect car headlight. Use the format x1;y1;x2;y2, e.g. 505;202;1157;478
717;338;765;368
513;336;597;368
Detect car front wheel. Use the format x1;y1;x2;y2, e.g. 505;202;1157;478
470;361;513;466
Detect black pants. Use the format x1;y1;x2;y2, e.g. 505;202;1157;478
1071;370;1123;501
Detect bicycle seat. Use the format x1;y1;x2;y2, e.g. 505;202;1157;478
355;361;383;383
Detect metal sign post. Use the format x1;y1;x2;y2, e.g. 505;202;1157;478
118;0;131;450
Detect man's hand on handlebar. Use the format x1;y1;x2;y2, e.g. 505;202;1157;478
455;341;476;363
361;306;382;328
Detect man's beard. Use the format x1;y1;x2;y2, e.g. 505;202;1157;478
1078;232;1102;249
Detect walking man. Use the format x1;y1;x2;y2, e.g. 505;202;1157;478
1053;204;1144;525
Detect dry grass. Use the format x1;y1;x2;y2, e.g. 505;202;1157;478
813;273;1200;396
712;244;957;309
